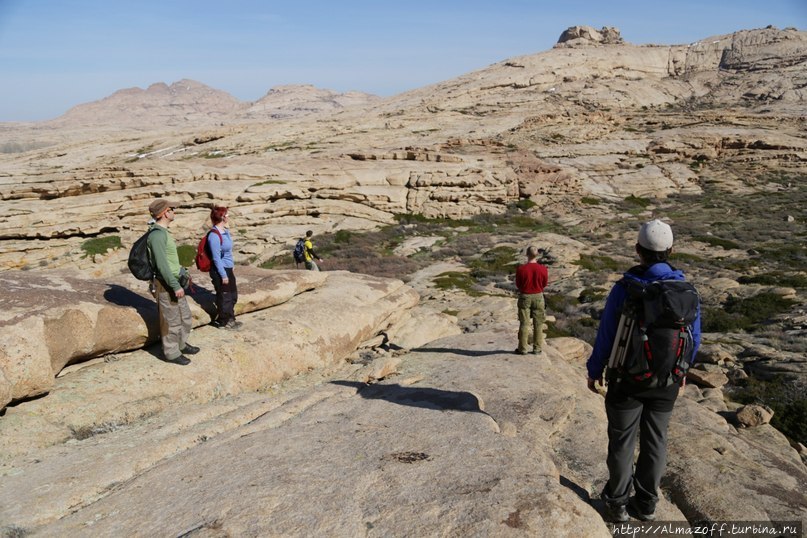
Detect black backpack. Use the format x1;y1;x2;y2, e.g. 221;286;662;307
607;272;699;388
128;229;157;280
293;239;306;264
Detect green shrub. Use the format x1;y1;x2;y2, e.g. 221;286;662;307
730;375;806;445
574;254;621;271
693;235;741;250
468;246;518;278
703;292;796;332
578;288;606;304
334;230;353;244
177;245;196;267
724;292;796;324
81;235;122;258
515;198;537;211
432;272;482;296
702;307;749;332
581;197;601;205
738;272;807;288
623;195;651;208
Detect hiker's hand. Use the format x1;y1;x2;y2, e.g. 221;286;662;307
175;288;185;298
222;277;229;285
318;258;323;262
587;376;603;394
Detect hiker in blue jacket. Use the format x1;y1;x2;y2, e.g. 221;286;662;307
208;206;241;330
586;219;701;523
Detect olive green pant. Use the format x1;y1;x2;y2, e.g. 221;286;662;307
517;293;545;353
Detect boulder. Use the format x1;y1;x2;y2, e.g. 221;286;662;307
687;368;729;388
736;404;774;427
0;267;327;410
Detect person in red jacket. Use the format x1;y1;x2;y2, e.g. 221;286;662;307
514;246;549;355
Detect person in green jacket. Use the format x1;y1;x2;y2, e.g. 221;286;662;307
146;199;200;365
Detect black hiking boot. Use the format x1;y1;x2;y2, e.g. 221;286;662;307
181;344;200;355
628;497;656;521
163;354;191;366
604;502;629;523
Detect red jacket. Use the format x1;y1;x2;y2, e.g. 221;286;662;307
515;261;548;294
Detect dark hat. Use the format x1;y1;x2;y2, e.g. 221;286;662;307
149;198;173;219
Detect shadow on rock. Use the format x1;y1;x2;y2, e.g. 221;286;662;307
331;381;485;413
412;347;509;357
187;281;216;321
103;284;160;339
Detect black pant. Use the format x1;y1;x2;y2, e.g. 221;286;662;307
602;383;678;511
210;267;238;325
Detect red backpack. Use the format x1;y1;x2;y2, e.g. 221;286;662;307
195;228;223;272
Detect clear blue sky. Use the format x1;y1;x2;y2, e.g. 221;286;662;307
0;0;804;121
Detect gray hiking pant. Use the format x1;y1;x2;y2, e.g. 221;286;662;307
602;384;678;511
154;278;192;360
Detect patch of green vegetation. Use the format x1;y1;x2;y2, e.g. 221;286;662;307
442;309;459;317
729;375;806;445
759;244;807;271
177;245;196;267
333;230;353;244
515;198;537;211
622;195;651;208
81;235;122;258
545;293;575;313
432;271;483;296
578;288;606;304
703;292;797;333
581;197;602;205
252;179;286;186
693;235;741;250
200;151;226;159
574;254;621;271
545;321;572;338
738;272;807;288
468;246;518;279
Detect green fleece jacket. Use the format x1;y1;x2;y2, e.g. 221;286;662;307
146;224;181;291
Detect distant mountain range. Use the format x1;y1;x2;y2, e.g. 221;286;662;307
46;79;381;128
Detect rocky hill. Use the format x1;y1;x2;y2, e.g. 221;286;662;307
0;25;805;534
43;80;379;129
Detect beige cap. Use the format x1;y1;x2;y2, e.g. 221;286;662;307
148;198;173;219
638;219;673;251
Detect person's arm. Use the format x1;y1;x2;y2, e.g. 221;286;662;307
307;242;322;261
149;229;180;291
208;230;227;279
515;266;524;291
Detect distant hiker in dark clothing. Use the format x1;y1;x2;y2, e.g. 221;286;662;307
208;206;241;330
586;219;701;523
146;199;200;365
303;230;323;271
515;246;549;355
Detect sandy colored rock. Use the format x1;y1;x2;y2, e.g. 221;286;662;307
736;404;774;427
0;267;326;410
686;368;729;388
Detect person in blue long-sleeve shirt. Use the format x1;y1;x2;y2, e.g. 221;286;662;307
207;206;241;330
586;219;701;523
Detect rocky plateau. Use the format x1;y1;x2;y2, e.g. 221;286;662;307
0;25;805;535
